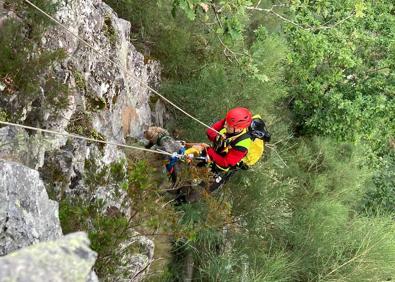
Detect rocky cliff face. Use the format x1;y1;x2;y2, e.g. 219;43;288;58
0;160;97;282
40;0;162;140
0;0;159;280
0;0;164;199
0;160;62;256
0;0;164;171
0;232;98;282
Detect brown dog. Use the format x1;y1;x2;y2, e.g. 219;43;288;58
143;126;211;203
143;126;183;153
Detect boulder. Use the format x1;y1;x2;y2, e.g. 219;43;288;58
0;232;97;282
0;160;62;256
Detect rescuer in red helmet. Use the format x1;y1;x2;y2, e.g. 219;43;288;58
205;107;253;191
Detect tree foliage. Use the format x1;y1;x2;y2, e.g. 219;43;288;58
100;0;395;280
285;0;395;156
0;0;69;122
2;0;388;280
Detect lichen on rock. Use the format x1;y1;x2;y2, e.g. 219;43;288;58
0;160;62;256
0;232;98;282
0;0;163;279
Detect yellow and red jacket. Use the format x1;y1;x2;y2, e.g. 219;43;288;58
206;119;252;170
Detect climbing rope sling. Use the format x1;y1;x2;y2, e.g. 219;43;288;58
0;0;224;158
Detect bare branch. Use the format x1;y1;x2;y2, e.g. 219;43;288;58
322;234;386;279
271;134;294;146
246;5;310;30
161;198;176;208
210;3;223;29
218;35;241;64
254;0;262;9
205;3;243;63
365;66;391;74
317;13;354;30
131;260;152;281
247;5;355;31
273;146;288;168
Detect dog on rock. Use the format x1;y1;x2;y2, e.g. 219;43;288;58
143;126;210;203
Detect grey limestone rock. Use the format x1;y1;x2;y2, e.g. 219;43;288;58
0;126;67;170
41;0;163;142
107;232;155;282
0;160;62;256
0;0;160;279
0;232;97;282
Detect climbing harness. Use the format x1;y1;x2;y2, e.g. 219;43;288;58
164;146;186;183
215;114;271;168
158;114;271;188
161;144;209;184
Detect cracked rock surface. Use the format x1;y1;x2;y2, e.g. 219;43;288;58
0;232;98;282
0;160;62;256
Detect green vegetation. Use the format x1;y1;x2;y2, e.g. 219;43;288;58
60;196;131;277
361;151;395;216
66;112;106;145
103;15;117;46
59;156;233;279
73;70;86;90
0;0;70;122
102;0;395;280
285;0;395;157
72;69;107;111
3;0;393;281
59;158;134;278
86;93;107;111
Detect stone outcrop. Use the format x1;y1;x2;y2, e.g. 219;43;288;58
0;0;164;201
0;0;159;279
0;0;165;172
108;232;155;281
40;0;162;143
0;232;98;282
0;160;98;281
0;160;62;256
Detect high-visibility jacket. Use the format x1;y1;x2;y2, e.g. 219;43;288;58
206;119;252;171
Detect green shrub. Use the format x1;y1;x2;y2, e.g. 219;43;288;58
0;5;69;122
4;0;58;38
102;15;117;46
104;0;206;79
285;1;395;157
360;152;395;216
59;158;142;278
196;250;295;282
289;200;395;281
72;1;395;281
59;196;130;277
66;112;105;147
285;138;371;209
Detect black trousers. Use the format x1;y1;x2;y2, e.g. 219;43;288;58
197;161;248;192
208;168;238;193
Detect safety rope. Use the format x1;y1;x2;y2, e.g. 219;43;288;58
0;121;174;156
23;0;223;137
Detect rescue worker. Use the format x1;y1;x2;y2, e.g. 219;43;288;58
205;107;253;192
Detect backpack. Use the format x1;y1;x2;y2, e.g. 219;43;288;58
237;115;271;167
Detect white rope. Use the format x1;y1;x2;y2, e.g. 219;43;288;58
0;121;173;156
23;0;223;137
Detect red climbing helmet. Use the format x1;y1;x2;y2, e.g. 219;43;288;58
225;107;252;129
